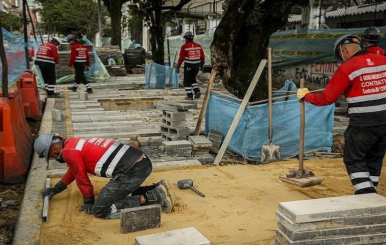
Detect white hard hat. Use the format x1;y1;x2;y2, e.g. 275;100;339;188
33;133;61;161
51;36;62;45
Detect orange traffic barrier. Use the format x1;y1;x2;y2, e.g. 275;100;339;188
0;89;33;183
17;70;42;120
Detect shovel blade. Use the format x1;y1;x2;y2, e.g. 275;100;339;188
261;143;281;163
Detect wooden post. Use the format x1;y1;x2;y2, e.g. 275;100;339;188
299;78;305;173
194;69;217;135
213;59;267;165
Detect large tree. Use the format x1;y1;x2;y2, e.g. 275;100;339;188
211;0;309;101
34;0;104;37
103;0;192;64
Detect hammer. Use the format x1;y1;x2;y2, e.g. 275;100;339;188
177;179;205;197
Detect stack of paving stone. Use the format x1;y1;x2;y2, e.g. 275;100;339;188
161;111;189;141
96;46;126;76
188;136;214;164
275;194;386;245
162;140;192;157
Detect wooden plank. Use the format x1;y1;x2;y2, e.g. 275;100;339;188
194;70;216;135
213;59;267;166
279;176;324;188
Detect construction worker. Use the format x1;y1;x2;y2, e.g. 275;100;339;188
34;36;62;98
297;34;386;195
66;34;93;93
34;133;173;219
177;31;205;100
362;26;385;56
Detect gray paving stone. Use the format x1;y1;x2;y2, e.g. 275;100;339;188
275;228;386;245
277;221;386;241
278;194;386;223
276;210;386;232
188;136;212;149
120;205;161;234
134;227;210;245
163;140;192;149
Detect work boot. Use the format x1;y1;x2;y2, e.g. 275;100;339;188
86;88;93;94
145;180;173;213
67;86;77;92
194;91;201;99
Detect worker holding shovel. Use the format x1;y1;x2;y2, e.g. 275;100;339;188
297;34;386;195
33;133;173;219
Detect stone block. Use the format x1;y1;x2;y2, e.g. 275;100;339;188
196;153;214;164
275;228;386;245
120;204;161;234
161;134;187;141
188;136;213;150
51;109;62;121
134;227;210;245
163;111;186;121
152;160;202;170
276;210;386;232
162;140;192;150
79;92;88;101
278;194;386;224
163;101;196;110
160;125;190;137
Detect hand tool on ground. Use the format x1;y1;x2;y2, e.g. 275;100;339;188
213;59;267;165
261;48;280;163
177;179;205;197
194;69;217;135
42;177;50;222
279;78;323;187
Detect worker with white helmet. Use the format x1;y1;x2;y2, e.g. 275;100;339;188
34;36;62;97
177;31;205;100
297;34;386;195
33;133;173;219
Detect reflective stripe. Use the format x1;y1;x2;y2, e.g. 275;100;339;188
185;60;201;64
350;172;370;180
348;104;386;114
35;57;55;64
353;181;374;191
185;47;201;51
75;139;86;150
370;176;380;182
347;92;386;103
348;65;386;80
105;145;130;177
94;142;120;176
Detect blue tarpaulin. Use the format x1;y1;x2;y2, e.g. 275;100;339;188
205;80;335;161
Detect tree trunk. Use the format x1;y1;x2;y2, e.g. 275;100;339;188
211;0;309;101
110;0;122;47
149;0;165;65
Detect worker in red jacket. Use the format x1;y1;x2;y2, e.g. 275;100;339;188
177;31;205;100
362;26;385;56
66;34;93;93
297;35;386;195
34;36;61;98
34;133;173;219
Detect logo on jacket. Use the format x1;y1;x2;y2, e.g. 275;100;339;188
366;59;374;66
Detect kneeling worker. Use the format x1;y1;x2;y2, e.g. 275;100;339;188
34;133;173;219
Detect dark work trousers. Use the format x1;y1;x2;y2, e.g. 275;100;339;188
72;64;91;89
343;124;386;195
93;156;152;218
183;66;200;98
40;66;56;95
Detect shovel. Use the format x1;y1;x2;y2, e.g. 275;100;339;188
261;48;281;163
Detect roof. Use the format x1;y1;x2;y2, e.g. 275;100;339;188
326;3;386;18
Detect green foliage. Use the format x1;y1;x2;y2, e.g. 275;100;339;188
34;0;108;37
1;13;22;32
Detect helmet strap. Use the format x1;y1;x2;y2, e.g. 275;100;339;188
340;46;345;62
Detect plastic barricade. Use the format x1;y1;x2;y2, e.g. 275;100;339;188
17;70;42;120
0;88;33;183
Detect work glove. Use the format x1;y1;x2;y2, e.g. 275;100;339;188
297;88;310;101
85;66;90;71
41;181;67;199
176;65;180;74
79;196;95;215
